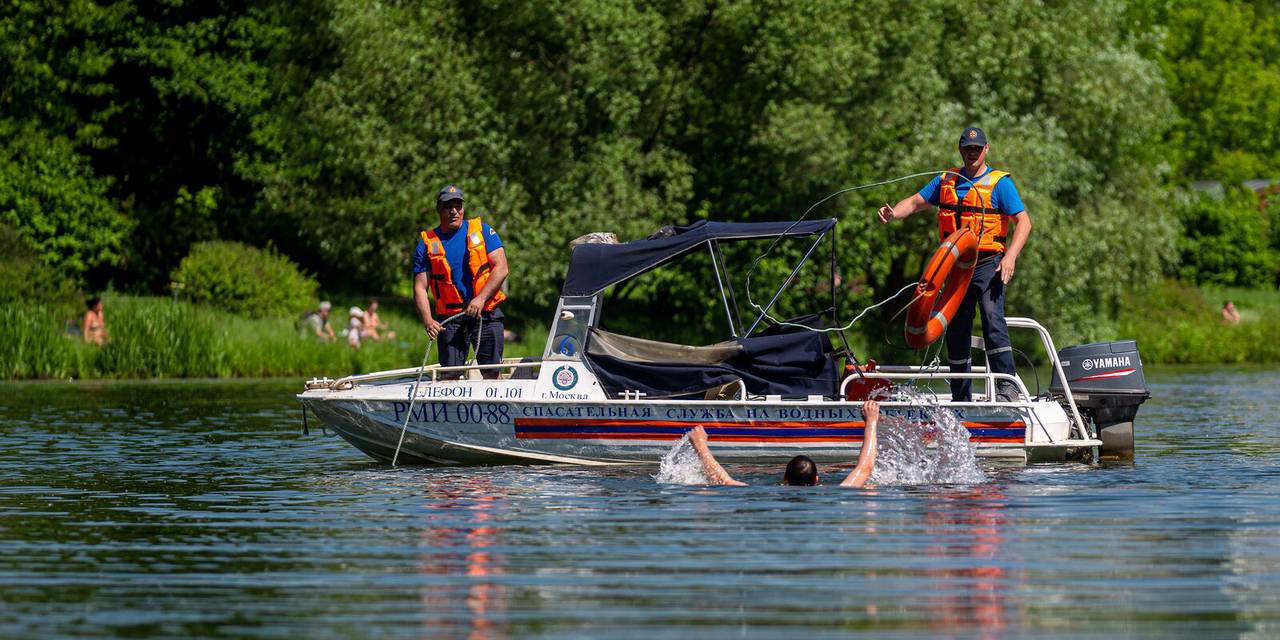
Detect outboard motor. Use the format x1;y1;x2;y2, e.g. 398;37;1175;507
1049;340;1151;460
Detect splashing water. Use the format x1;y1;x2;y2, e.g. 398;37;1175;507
653;390;986;486
869;388;987;486
654;434;711;485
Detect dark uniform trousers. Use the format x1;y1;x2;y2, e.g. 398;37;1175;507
945;253;1017;401
439;308;505;368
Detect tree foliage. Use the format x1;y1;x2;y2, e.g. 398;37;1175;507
8;0;1276;348
1153;0;1280;184
1177;192;1277;287
0;0;298;290
262;0;1177;347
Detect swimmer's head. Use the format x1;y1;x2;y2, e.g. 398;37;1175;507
783;455;819;486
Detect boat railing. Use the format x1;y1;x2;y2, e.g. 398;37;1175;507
837;316;1091;441
326;359;544;389
837;371;1086;446
1004;316;1090;441
838;371;1029;402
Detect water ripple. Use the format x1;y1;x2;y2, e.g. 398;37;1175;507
0;372;1278;637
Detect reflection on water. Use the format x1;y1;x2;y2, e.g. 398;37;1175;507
1;370;1279;637
420;478;508;639
921;486;1012;638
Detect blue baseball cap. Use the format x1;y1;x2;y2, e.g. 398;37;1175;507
437;184;465;204
959;127;988;147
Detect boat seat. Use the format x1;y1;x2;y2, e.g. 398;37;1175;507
507;357;541;380
703;381;742;400
586;328;741;364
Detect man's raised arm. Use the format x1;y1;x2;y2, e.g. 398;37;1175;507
841;400;880;487
688;426;747;486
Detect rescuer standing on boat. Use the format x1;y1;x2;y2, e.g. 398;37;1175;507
412;184;509;378
877;127;1033;401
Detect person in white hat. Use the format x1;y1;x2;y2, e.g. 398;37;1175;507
346;306;364;349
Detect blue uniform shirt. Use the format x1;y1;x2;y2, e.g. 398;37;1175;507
412;221;504;302
917;166;1026;216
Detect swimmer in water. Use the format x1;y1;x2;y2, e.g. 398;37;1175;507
686;400;881;487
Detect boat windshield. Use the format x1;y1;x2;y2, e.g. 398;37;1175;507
544;296;599;360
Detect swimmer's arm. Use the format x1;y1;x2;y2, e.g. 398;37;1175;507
688;426;747;486
841;400;879;488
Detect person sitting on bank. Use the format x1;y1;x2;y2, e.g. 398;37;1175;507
346;306;364;349
1221;300;1241;325
361;298;395;341
411;184;509;379
687;400;882;487
82;297;108;346
301;301;336;341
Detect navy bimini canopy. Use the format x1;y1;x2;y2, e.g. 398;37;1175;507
584;317;840;399
561;219;836;297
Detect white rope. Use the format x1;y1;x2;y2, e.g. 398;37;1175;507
766;281;918;334
469;312;485;368
392;311;465;467
743;169;991;334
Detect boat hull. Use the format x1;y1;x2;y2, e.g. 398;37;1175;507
300;391;1054;465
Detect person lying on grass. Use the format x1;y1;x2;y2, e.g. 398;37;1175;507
686;399;880;487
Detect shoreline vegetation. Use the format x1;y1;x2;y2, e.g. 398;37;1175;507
4;280;1277;381
7;2;1280;382
1116;281;1280;365
1;296;542;381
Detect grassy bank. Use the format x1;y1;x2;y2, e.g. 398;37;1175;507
5;281;1280;380
1116;280;1280;364
1;296;545;380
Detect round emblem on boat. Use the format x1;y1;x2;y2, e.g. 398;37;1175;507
553;366;579;390
1082;359;1094;371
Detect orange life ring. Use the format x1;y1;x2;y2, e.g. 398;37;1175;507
904;228;978;349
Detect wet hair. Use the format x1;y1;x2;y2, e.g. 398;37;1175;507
783;455;819;486
86;297;101;310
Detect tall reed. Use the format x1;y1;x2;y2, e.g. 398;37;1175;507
2;296;546;380
2;295;550;378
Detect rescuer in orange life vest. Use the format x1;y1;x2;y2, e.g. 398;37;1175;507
876;127;1033;401
412;184;510;378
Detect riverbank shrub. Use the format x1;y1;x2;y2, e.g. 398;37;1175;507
0;223;78;309
1176;192;1277;287
1117;280;1280;363
171;242;318;318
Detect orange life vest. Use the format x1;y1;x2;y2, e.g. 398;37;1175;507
420;217;506;316
937;168;1012;253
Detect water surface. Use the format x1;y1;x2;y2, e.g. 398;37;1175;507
1;369;1278;638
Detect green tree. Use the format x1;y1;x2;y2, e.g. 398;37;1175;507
1;0;312;290
0;1;132;283
266;0;1176;347
1177;191;1277;287
1156;0;1280;184
0;125;130;282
